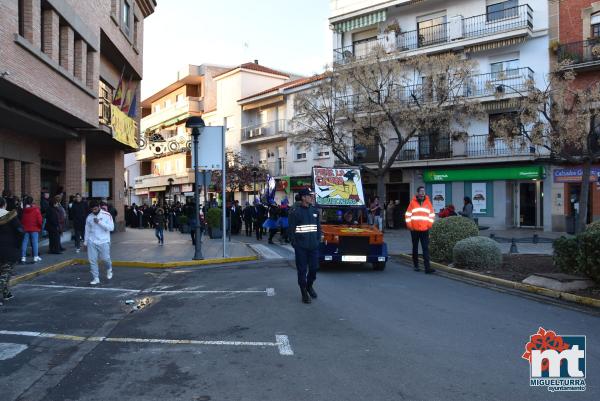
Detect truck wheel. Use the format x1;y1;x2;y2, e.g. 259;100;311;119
373;261;386;271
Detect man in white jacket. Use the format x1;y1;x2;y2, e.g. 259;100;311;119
84;201;114;285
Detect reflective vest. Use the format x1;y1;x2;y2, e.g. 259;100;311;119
405;196;435;231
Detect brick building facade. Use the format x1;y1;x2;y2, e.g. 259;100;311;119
0;0;156;230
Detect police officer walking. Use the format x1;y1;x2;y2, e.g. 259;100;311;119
289;188;321;304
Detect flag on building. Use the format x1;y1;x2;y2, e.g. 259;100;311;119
120;80;134;114
112;66;126;107
127;83;140;118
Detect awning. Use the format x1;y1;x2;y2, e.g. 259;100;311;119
333;10;386;33
148;186;167;192
144;112;191;133
483;98;521;112
135;189;148;195
242;95;284;111
424;166;545;183
465;37;526;53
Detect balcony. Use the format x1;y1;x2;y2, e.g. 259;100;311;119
465;134;540;157
98;96;138;149
140;97;203;132
335;68;534;112
241;120;288;143
333;4;533;64
259;159;287;177
557;39;600;70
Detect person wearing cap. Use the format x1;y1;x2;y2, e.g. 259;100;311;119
288;188;322;304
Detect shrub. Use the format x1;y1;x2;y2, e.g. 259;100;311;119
206;208;222;229
586;220;600;233
430;216;478;263
453;236;502;270
177;215;189;226
552;236;580;275
577;231;600;282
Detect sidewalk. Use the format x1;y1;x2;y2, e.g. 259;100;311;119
381;227;563;256
14;228;256;278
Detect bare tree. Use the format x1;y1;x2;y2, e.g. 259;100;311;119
490;64;600;233
211;151;269;195
292;49;483;203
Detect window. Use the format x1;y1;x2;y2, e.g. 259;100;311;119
164;99;172;108
18;0;25;36
592;13;600;38
316;146;330;158
490;59;519;79
176;93;184;104
296;148;307;160
98;81;113;124
259;149;268;166
486;0;518;22
153;163;160;176
417;13;447;47
164;161;172;175
154;104;161;113
176;159;183;173
122;2;131;33
133;16;139;47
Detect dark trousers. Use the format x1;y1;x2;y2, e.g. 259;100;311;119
411;230;431;270
255;220;263;240
244;219;252;236
73;227;84;249
295;247;318;289
48;230;61;253
268;228;278;242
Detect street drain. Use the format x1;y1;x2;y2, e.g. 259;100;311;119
125;297;153;313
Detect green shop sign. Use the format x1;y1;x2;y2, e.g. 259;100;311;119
423;166;544;183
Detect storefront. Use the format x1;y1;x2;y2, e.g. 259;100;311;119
423;165;546;229
552;166;600;232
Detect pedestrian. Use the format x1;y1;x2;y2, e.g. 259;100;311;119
265;202;280;244
0;196;24;305
230;200;242;235
370;196;383;231
45;195;64;254
69;193;88;253
20;195;43;263
459;196;474;219
278;199;290;244
2;189;16;212
405;186;435;274
154;207;165;245
55;195;67;251
40;190;50;237
243;202;253;237
288;188;321;304
386;200;395;229
252;199;265;240
84;201;114;285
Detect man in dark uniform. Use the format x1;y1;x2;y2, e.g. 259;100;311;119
288;188;321;304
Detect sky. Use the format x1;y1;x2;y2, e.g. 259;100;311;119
141;0;332;99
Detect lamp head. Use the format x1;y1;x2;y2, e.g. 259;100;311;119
186;116;206;129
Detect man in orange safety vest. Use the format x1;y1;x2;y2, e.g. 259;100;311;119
405;186;436;274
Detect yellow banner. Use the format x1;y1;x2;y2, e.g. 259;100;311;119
110;104;137;148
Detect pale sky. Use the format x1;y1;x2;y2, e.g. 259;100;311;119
141;0;332;99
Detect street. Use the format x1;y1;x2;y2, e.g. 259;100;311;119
1;256;598;401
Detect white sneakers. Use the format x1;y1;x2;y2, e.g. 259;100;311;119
21;257;26;263
107;270;113;280
33;256;42;262
75;248;81;253
90;278;100;285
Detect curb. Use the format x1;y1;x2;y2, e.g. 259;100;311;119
395;254;600;309
10;255;260;285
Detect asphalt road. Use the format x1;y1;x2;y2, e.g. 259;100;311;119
0;257;598;401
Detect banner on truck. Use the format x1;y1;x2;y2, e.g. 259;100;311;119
313;167;365;207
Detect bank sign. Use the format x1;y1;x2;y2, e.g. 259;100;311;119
553;167;600;183
424;166;544;183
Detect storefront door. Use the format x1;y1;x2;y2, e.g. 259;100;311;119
519;182;537;227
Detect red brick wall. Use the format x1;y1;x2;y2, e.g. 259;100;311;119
559;0;596;43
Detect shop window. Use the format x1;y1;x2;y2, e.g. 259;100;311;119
486;0;518;22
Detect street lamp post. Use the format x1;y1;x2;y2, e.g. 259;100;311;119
128;186;133;206
251;167;259;201
186;116;205;260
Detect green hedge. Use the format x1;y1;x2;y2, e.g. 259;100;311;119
430;216;479;263
577;231;600;282
453;236;502;270
552;236;580;275
586;220;600;233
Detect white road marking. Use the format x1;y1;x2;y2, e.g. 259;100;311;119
0;342;28;360
249;244;284;260
276;335;294;356
281;244;295;253
0;330;293;355
20;284;275;296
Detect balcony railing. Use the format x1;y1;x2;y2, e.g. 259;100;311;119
99;96;111;125
334;4;533;63
259;160;287;176
335;68;534;112
557;39;600;67
466;134;538;157
241;120;288;141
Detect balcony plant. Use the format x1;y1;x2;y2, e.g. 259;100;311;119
548;39;560;55
383;21;401;35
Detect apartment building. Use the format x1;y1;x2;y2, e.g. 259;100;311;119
0;0;156;230
551;0;600;230
129;64;228;205
237;75;332;203
329;0;554;230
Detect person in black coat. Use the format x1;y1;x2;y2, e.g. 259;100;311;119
45;196;64;254
69;193;88;252
0;196;24;304
243;202;253;237
251;199;266;240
